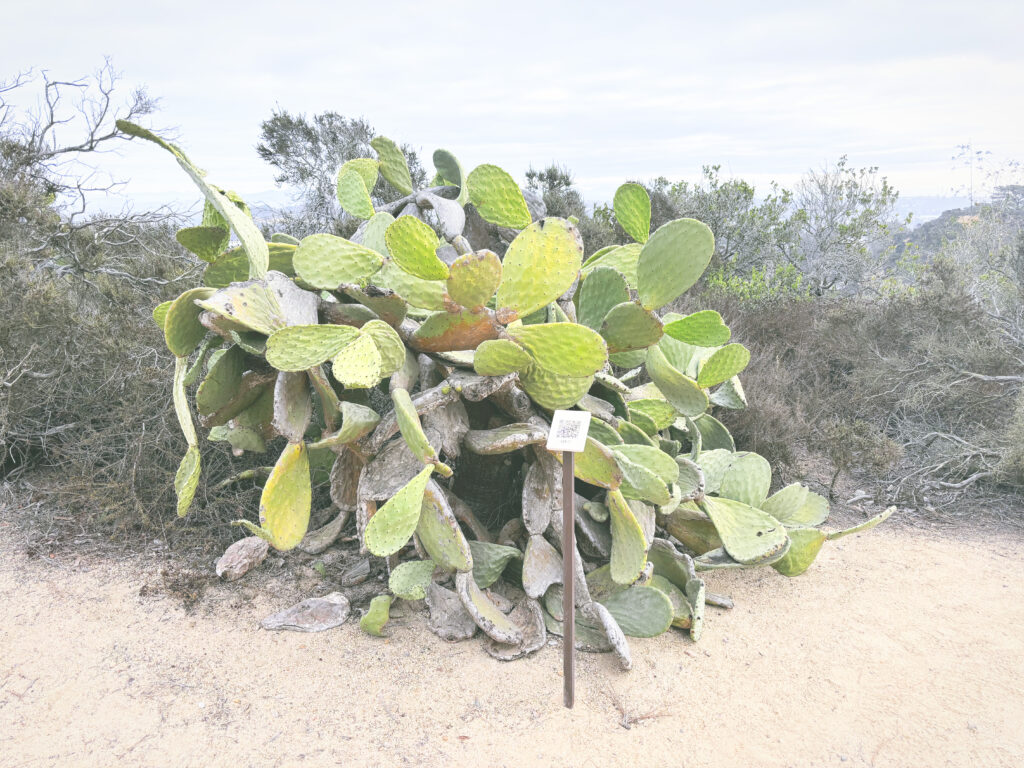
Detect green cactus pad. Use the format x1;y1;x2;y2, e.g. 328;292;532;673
253;441;312;551
473;339;534;376
496;218;583;318
826;506;894;541
164;287;215;356
663;310;731;347
580;243;642;287
519;366;594;411
331;332;383;389
507;322;607;377
447;249;501;309
309;401;380;448
627;409;658;436
174;445;201;517
432;148;468;205
417;484;473;572
709;376;747;410
153;300;172;330
761;483;810;526
340;284;408;327
613;183;652;244
587;418;624;446
614;453;672;505
647;539;698;589
466;164;531;229
410;309;499;353
455;571;524;645
340;157;380;193
197;282;287;337
648;575;692;629
577;267;630;331
376;261;447;310
265;325;361;371
360;595;394;636
636;218;715;310
336;167;375;219
384;216;450;280
556;437;623;490
270;233;300;245
645;345;709;417
389;559;437;600
176;225;229;262
196;345;246;416
697;343;751;389
684;576;706;640
599;586;674;637
628;399;676;431
392;387;438;465
362;319;405;376
607;488;648;585
364;465;433;557
692;413;736;451
203;243;296;288
118;120;269;279
611;444;679;486
618;420;658;447
464;423;548;454
469;541;523;589
702;496;788;565
293;234;384;289
714;451;772;507
370;136;413;195
600;302;663;354
771;527;827;577
361;212;393;257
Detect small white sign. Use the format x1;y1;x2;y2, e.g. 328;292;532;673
546;410;592;453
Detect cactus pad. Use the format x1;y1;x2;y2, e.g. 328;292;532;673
174;445;201;517
697;343;751;388
702;496;788;565
663;310;731;347
331;332;382;389
599;586;674;637
417;485;473;572
364;465;433;556
389;559;437;600
587;418;624;446
410;309;499;353
707;450;772;508
360;595;394;636
293;234;384;289
336;167;375;219
469;541;523;589
628;399;677;431
203;243;296;288
176;225;229;262
246;441;312;551
265;324;360;371
613;183;651;244
496;218;583;318
361;319;405;376
370;136;414;195
600;301;663;354
455;571;523;644
507;322;607;377
164;287;215;356
612;444;679;486
645;345;709;417
361;212;394;257
376;261;448;310
392;387;439;466
771;527;827;577
636;218;715;310
311;401;380;448
447;249;501;309
466;164;531;229
432;148;468;205
473;339;533;376
522;534;563;599
341;284;408;327
464;423;548;454
608;488;648;584
339;157;379;192
385;216;450;280
557;437;623;490
577;266;630;331
826;506;895;540
519;366;594;411
709;377;747;410
580;243;641;287
272;371;312;443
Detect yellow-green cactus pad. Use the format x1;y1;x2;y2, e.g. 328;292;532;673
392;387;438;465
580;243;642;287
607;488;649;585
496;218;583;318
645;346;709;417
519;366;594;411
613;183;652;244
473;339;533;376
293;234;384;289
455;571;523;644
599;586;673;637
172;358;197;446
360;594;394;636
361;319;405;376
577;267;630;331
362;212;393;257
469;541;523;589
336;167;375;219
466;164;531;229
663;310;731;347
203;243;296;288
697;343;751;389
265;324;360;371
270;233;300;245
432;148;468;205
339;157;379;194
628;409;658;436
702;496;788;565
771;527;826;577
417;484;473;572
310;401;380;448
153;300;172;330
117;120;269;279
555;436;623;490
760;483;823;527
713;451;772;507
241;441;312;551
617;420;658;447
507;322;607;377
364;465;433;556
611;444;679;486
636;218;715;310
176;225;229;262
587;418;624;446
600;301;663;354
709;376;747;410
174;445;201;517
410;309;498;353
447;249;502;309
164;287;215;356
385;216;450;280
331;332;382;389
613;452;672;506
389;559;437;600
628;399;676;431
376;261;447;310
370;136;413;195
826;506;894;541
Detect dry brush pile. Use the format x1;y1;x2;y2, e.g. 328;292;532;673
124;120;891;666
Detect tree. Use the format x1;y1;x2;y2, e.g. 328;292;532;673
256;109;427;236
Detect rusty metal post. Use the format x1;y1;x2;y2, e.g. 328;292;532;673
561;451;575;709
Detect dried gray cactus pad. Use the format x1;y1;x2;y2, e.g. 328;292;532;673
425;581;477;642
297;509;348;555
260;592;351;632
215;536;269;581
483;599;547;661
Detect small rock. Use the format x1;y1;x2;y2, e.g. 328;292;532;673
215;536;269;582
260;592;351;632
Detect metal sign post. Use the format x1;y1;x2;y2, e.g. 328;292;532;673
546;410;592;710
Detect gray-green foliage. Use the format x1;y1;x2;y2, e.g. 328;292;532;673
127;122;889;664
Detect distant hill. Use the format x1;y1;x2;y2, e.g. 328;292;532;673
895;196;972;226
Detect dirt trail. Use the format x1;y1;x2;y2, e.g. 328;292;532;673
1;524;1022;768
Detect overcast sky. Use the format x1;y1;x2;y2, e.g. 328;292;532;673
6;0;1023;211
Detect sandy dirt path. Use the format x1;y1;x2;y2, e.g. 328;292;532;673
1;524;1022;768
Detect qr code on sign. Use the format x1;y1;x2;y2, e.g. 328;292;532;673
555;420;582;440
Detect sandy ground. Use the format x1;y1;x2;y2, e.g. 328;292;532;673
1;523;1022;768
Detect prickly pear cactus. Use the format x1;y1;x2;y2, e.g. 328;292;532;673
123;121;892;666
